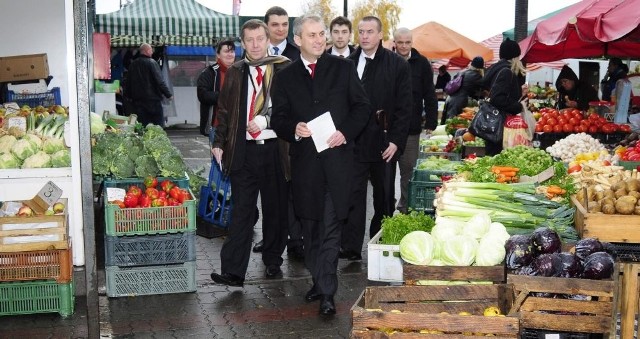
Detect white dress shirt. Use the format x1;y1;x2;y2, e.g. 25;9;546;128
246;65;277;140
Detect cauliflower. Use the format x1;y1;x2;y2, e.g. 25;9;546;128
51;149;71;167
0;135;17;154
42;137;66;154
21;151;51;168
0;153;21;169
11;138;38;160
22;133;43;150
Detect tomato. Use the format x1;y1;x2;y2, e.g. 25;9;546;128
558;118;568;126
629;154;640;161
562;124;574;133
619;124;632;133
543;125;553;133
567;165;582;174
588;113;600;121
539;117;548;125
553;125;563;133
535;124;543;133
574;126;585;133
547;118;558;125
568;117;579;126
580;120;590;128
601;124;615;134
588;125;599;134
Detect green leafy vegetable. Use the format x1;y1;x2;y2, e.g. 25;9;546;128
380;211;435;245
399;231;434;265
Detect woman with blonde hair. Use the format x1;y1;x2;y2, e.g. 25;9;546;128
480;38;527;155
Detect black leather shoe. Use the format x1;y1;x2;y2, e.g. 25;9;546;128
305;287;322;302
253;240;264;253
319;295;336;315
339;249;362;261
265;265;283;279
211;272;244;287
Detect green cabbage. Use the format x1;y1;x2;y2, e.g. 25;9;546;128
440;235;478;266
431;217;463;242
0;152;20;169
462;212;491;240
475;234;507;266
90;112;106;135
487;222;511;244
0;135;17;154
51;149;71;167
399;231;434;266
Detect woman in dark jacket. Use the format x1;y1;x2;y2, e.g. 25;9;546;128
441;56;485;125
481;38;527;156
555;65;599;111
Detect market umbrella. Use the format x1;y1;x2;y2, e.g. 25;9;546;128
520;0;640;63
411;21;493;67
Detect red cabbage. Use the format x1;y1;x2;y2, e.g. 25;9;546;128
532;253;563;277
558;252;582;278
575;238;603;262
505;234;534;270
581;252;615;280
532;227;562;254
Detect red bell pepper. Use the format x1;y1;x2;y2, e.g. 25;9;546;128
169;186;182;201
158;191;167;199
160;180;175;193
123;193;139;208
167;197;180;206
139;194;151;208
127;185;142;198
144;176;158;189
152;197;167;207
145;188;159;200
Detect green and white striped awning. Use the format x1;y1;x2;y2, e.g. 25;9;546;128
95;0;239;47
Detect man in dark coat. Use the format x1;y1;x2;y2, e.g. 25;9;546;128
265;6;300;61
555;65;599;111
253;6;303;258
392;27;438;214
271;15;370;315
341;16;412;260
326;16;356;57
196;39;236;136
125;43;172;127
210;19;291;287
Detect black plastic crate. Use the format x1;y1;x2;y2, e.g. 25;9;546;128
610;242;640;262
521;328;603;339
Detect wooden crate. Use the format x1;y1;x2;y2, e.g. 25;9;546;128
507;274;618;337
403;263;506;285
571;195;640;243
0;214;68;252
351;285;519;338
616;263;639;339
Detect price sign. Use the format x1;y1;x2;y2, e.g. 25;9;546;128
106;187;126;203
7;116;27;131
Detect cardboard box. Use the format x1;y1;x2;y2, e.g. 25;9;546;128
22;181;63;215
0;53;50;82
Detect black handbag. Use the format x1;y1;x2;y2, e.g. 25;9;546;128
469;100;504;144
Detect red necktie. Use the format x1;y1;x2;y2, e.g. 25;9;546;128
308;63;316;79
248;67;263;139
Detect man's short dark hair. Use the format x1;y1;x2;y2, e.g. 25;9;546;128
330;16;352;32
240;19;270;41
264;6;288;23
216;39;235;54
361;16;382;32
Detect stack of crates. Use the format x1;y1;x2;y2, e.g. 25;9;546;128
408;158;460;214
103;177;197;297
0;213;74;317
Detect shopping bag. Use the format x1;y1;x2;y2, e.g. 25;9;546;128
502;114;532;149
468;100;504;144
520;101;536;139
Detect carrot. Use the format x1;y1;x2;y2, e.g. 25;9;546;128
491;166;520;172
499;171;517;178
496;176;508;183
547;185;566;195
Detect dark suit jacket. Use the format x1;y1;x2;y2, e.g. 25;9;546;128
348;44;412;162
271;55;371;220
280;40;300;61
325;45;356;56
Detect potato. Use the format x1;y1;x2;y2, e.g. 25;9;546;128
602;204;617;214
611;180;627;192
615;196;638;215
603;190;616;200
625;179;640;192
595;191;605;201
600;197;616;207
587;201;601;213
614;188;628;199
635;205;640;215
629;191;640;200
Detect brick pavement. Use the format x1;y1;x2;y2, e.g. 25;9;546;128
0;129;381;339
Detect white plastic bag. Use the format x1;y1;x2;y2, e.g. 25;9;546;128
520;101;537;139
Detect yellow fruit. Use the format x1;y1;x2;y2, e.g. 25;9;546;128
483;306;501;317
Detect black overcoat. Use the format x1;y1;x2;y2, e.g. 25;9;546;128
271;55;371;220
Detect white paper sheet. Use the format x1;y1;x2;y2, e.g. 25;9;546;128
307;111;336;153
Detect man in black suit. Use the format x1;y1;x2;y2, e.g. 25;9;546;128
210;19;291;287
341;16;412;260
271;14;370;315
253;6;304;258
327;16;355;57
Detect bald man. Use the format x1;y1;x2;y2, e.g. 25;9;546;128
125;43;173;127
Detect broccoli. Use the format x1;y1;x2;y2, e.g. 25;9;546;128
142;124;168;141
110;154;136;178
142;135;174;160
116;134;145;162
91;147;112;176
134;154;159;178
156;148;188;178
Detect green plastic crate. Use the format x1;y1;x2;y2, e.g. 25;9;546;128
411;168;458;183
105;261;196;297
417;151;461;161
0;280;74;317
104;188;197;236
619;161;640;170
408;180;439;213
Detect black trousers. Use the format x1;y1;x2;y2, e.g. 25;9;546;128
220;139;288;278
342;160;396;253
133;99;164;127
287;182;304;251
301;190;341;296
